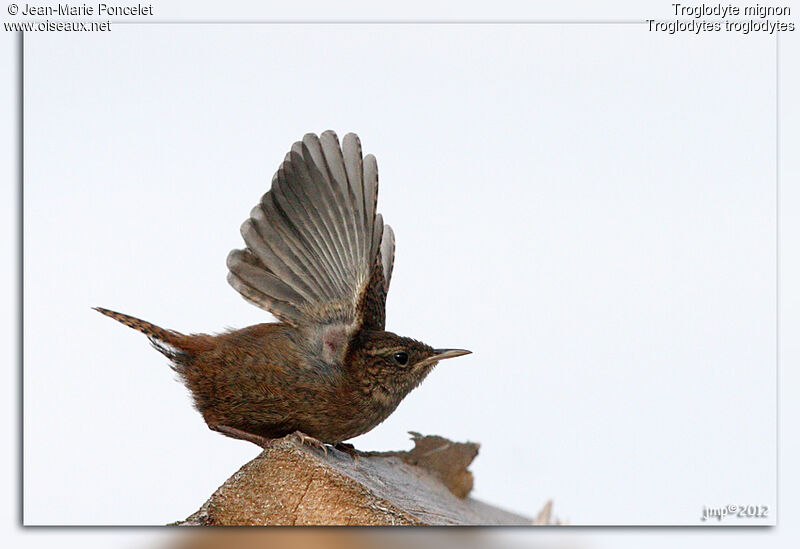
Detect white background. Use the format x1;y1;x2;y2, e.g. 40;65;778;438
21;15;777;526
3;0;800;545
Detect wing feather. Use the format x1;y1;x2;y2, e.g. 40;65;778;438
227;131;395;356
380;224;396;291
342;134;366;264
275;160;348;295
363;153;379;263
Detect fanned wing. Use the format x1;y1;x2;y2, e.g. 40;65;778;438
227;131;395;362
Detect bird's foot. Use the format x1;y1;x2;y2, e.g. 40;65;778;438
291;430;328;456
210;424;273;449
334;442;360;465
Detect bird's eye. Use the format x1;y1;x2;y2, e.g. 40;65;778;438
393;351;409;365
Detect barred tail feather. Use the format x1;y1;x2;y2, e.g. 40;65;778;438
93;306;192;363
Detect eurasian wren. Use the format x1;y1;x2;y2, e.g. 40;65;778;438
95;131;470;453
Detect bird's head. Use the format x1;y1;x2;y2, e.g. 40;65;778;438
347;330;471;405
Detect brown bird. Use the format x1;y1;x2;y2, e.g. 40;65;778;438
95;131;470;455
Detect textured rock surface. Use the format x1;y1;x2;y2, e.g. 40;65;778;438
178;433;535;526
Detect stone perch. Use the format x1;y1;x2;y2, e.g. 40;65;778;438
177;433;557;526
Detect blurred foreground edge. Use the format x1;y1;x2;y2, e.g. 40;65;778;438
173;432;556;526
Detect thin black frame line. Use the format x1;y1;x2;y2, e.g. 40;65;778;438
774;31;780;526
16;18;780;25
17;30;24;528
77;19;775;25
92;19;648;25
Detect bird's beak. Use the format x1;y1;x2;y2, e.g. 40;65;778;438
417;348;472;368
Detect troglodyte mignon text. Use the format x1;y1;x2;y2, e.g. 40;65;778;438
95;131;470;456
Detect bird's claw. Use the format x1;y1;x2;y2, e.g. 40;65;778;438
291;430;328;456
334;442;360;465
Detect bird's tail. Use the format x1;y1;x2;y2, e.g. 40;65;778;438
93;306;192;363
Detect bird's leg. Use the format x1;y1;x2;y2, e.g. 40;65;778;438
334;442;360;465
210;424;273;449
291;430;328;456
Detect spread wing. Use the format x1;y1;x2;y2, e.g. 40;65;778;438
227;131;395;363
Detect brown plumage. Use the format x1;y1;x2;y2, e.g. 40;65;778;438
96;131;470;450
